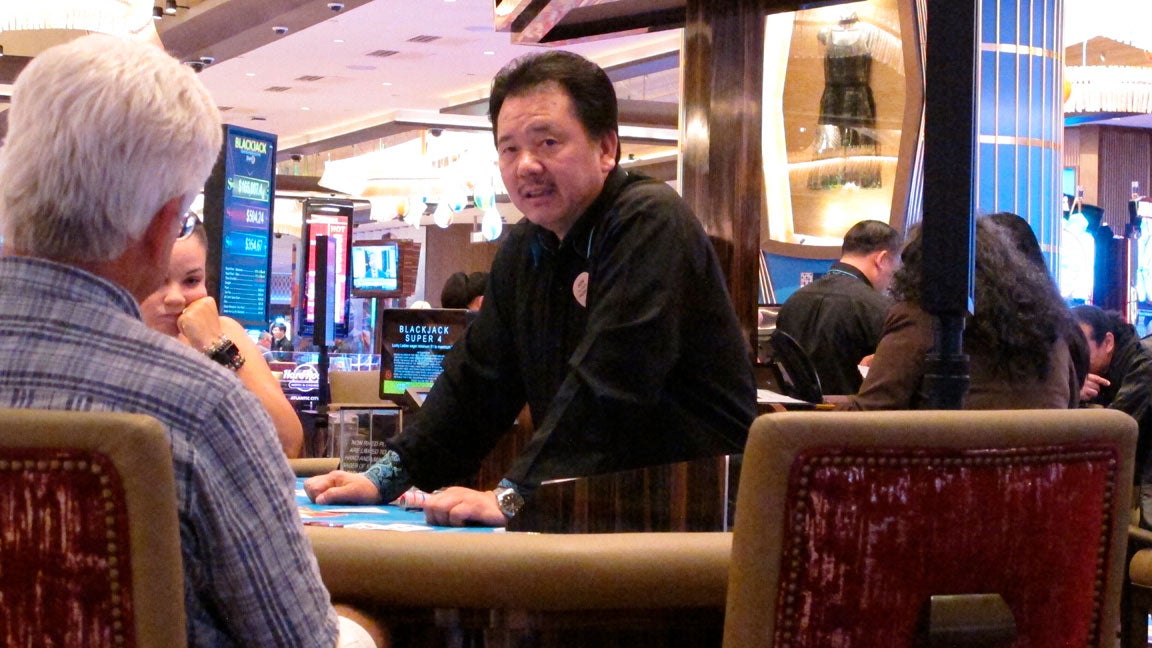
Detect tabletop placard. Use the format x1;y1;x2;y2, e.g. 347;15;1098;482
340;438;389;472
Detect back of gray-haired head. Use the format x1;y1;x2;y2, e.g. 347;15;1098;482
0;34;222;262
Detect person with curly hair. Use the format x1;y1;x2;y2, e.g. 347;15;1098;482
840;216;1080;410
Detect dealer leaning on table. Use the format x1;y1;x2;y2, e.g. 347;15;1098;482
305;50;756;527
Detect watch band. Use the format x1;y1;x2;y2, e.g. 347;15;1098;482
204;335;246;371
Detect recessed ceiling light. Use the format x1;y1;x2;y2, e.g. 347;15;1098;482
381;82;392;86
333;39;344;43
483;50;496;55
301;106;311;111
245;72;256;77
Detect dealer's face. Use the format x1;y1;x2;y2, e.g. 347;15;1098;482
495;82;617;240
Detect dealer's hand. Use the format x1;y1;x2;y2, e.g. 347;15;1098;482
304;470;383;505
423;486;508;527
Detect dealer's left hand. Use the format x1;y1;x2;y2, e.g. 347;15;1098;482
423;486;508;527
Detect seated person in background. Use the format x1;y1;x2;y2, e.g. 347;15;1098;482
440;271;488;310
1071;304;1152;518
776;220;901;395
988;211;1089;386
840;216;1079;410
0;34;370;646
306;50;756;527
140;223;304;458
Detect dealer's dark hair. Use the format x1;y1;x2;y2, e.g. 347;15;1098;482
841;219;901;257
488;50;620;163
891;217;1071;381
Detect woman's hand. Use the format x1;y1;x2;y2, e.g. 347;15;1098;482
177;296;224;350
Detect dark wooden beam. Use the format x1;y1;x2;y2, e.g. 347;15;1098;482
681;0;765;349
0;55;33;84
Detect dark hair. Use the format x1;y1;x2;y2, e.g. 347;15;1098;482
891;217;1072;381
488;51;620;163
986;212;1046;272
1072;304;1133;345
841;220;901;257
182;221;217;294
440;271;488;309
271;323;287;334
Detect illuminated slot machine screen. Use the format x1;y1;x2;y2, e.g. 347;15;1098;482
1134;200;1152;336
302;200;353;339
377;308;475;404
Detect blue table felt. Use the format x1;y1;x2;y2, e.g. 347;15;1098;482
295;478;501;533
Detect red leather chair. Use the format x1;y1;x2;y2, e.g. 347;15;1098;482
0;409;185;648
725;409;1137;647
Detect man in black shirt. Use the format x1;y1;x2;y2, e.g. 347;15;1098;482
306;51;756;526
776;220;901;395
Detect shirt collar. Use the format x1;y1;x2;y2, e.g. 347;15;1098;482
829;260;873;289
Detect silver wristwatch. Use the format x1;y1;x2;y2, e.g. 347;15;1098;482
493;485;525;519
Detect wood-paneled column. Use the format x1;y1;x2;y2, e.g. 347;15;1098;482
680;0;766;348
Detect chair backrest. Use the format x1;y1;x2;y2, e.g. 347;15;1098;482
329;370;391;407
724;409;1137;648
763;329;823;403
0;409;185;648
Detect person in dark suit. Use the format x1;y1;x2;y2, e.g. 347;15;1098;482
776;220;901;395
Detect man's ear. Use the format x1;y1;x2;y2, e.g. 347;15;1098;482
136;196;185;279
1103;331;1116;356
141;197;184;257
598;130;619;173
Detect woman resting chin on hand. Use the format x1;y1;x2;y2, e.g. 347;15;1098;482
140;221;304;458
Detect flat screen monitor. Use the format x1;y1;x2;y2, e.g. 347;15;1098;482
377;308;475;402
350;240;402;297
203;124;276;329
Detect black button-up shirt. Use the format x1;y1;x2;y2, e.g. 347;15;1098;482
391;168;756;490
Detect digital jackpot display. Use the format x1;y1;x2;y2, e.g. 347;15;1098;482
218;125;275;328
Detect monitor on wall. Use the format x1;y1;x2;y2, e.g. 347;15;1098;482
350;239;402;298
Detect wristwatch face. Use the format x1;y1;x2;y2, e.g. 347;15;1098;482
495;487;524;518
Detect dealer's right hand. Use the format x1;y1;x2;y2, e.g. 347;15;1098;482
304;470;383;505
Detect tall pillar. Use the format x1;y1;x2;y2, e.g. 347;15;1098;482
680;0;765;347
976;0;1065;264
